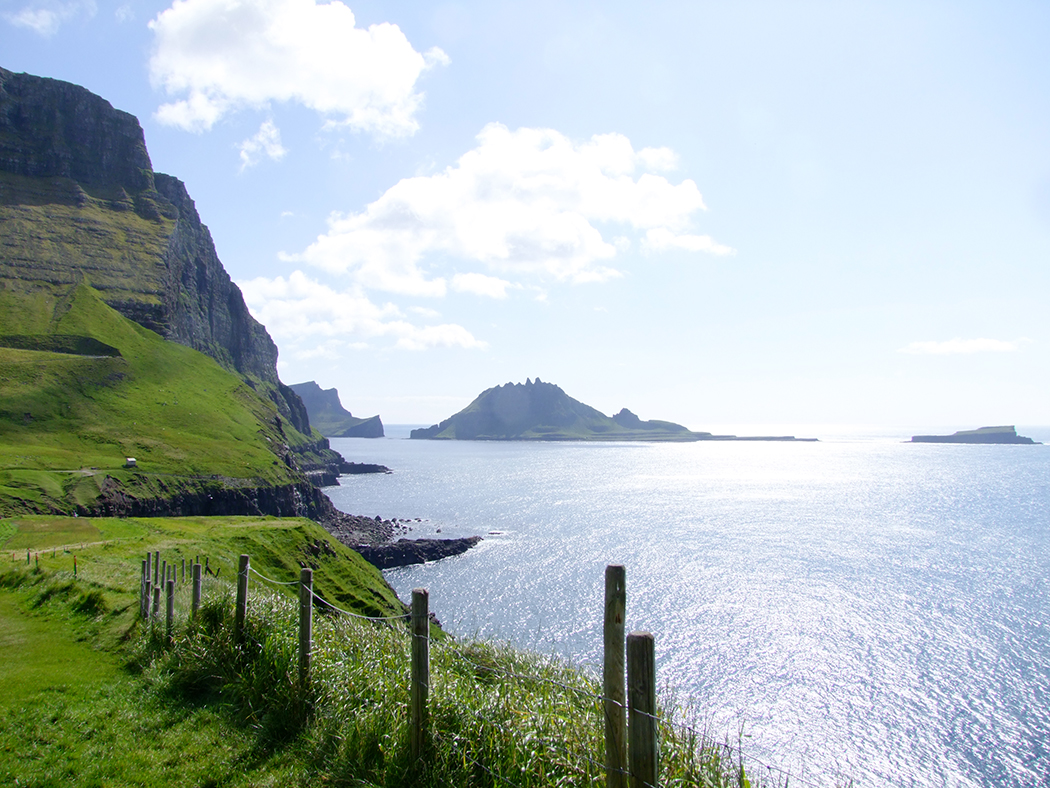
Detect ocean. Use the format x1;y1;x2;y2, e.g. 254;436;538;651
325;427;1050;787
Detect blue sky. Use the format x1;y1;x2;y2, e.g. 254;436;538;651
3;0;1049;428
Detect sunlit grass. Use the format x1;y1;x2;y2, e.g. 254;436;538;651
0;514;818;787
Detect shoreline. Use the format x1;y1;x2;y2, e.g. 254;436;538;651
319;476;483;569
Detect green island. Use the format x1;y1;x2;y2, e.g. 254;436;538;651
0;67;780;786
411;379;816;442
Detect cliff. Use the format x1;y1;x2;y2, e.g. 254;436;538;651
290;381;384;438
0;67;383;524
0;66;308;434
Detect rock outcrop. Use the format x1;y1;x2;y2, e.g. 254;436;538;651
290;380;384;437
0;66;306;433
353;536;483;570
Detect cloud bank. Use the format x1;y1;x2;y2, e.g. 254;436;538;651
149;0;447;135
238;270;486;353
285;123;734;297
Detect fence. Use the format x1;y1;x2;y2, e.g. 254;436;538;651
138;552;841;788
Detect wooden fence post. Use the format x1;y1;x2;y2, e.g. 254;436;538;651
627;631;658;788
235;554;249;644
166;578;175;643
140;559;148;619
191;562;202;618
181;557;185;583
153;552;159;586
605;565;628;788
410;588;430;762
299;568;313;688
152;585;161;622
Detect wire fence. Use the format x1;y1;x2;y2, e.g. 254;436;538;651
138;552;856;788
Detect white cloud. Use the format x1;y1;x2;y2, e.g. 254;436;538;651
238;270;486;352
408;306;441;318
5;0;95;35
637;146;679;171
898;337;1032;355
452;272;512;299
238;120;287;170
288;123;730;296
644;227;736;255
148;0;446;135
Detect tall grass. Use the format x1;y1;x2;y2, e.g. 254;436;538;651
137;587;772;787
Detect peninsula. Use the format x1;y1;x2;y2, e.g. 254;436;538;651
410;379;817;442
910;426;1039;444
290;380;384;438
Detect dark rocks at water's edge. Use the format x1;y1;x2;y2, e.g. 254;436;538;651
306;461;392;487
910;426;1040;445
354;537;483;570
320;512;483;569
342;462;392;475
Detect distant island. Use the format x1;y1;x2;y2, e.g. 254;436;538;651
410;379;817;442
290;381;384;438
910;426;1040;445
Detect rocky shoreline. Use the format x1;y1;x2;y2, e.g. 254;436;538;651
318;489;483;570
353;536;483;570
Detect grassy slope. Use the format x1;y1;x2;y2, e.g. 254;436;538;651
0;512;405;787
1;591;301;787
1;516;764;788
2;515;404;617
1;168;336;484
0;283;313;513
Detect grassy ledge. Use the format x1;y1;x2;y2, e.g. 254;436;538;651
0;517;799;787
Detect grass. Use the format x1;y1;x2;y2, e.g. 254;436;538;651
0;282;347;515
0;515;784;788
0;585;303;787
1;515;405;618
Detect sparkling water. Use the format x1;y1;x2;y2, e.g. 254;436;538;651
325;428;1050;787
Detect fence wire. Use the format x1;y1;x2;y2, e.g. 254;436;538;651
140;553;861;787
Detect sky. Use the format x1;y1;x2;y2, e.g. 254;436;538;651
3;0;1049;429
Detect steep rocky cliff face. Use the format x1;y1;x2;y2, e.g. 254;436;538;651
289;380;384;438
0;66;309;434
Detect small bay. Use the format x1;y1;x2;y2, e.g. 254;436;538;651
327;428;1050;787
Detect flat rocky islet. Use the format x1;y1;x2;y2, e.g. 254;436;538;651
909;425;1039;444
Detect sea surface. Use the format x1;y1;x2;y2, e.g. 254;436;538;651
326;426;1050;787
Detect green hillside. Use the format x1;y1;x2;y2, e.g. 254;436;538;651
0;281;317;513
410;378;710;441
